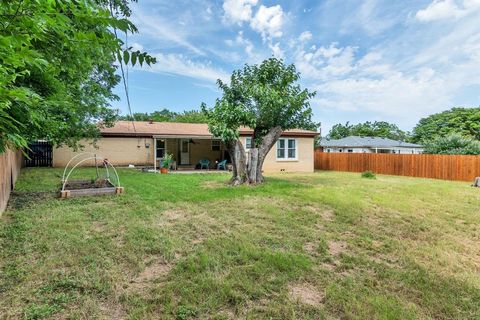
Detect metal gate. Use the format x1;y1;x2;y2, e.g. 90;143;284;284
25;141;53;167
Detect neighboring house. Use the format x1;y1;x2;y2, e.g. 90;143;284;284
53;121;318;172
319;136;423;154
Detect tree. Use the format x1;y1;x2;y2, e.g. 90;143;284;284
118;109;208;123
327;121;408;141
412;107;480;143
0;0;155;152
423;134;480;155
202;58;316;185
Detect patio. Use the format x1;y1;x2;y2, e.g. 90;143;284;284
153;136;229;172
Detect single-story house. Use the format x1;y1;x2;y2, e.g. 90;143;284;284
53;121;318;172
319;136;423;154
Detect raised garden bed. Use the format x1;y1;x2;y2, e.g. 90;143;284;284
60;179;123;198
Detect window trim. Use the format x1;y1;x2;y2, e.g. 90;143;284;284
276;138;298;161
245;137;253;150
156;138;167;158
211;139;221;151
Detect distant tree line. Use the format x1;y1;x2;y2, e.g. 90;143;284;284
118;108;208;123
325;107;480;155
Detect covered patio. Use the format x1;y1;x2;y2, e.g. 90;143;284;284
153;136;229;172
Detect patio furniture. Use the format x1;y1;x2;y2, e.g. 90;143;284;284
217;159;227;170
199;159;210;170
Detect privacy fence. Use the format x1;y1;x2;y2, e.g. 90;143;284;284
314;150;480;182
0;149;23;215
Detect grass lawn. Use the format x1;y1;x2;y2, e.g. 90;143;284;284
1;168;479;319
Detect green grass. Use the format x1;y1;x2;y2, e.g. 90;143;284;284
1;168;479;319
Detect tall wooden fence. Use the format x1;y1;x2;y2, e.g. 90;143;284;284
0;149;23;215
314;150;480;182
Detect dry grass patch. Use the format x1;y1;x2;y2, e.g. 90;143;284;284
128;256;172;292
328;240;347;256
289;283;325;306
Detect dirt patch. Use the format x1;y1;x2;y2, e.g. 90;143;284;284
303;242;316;254
304;205;335;221
7;191;54;210
328;241;347;256
129;257;172;291
289;283;324;306
99;300;126;320
92;221;106;233
201;180;224;189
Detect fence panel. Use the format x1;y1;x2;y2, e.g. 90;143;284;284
0;149;23;215
314;150;480;182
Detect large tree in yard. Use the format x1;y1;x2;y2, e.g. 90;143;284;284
202;58;316;185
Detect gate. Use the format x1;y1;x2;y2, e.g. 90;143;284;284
25;141;52;167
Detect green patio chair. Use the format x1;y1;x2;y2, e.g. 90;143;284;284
217;159;227;170
199;159;210;170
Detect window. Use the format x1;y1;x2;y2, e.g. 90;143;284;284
327;148;331;153
348;149;353;153
276;138;297;160
245;137;253;149
211;139;221;151
156;139;165;158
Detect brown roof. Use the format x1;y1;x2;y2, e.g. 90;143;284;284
100;121;318;137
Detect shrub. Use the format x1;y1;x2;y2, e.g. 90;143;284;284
361;171;376;179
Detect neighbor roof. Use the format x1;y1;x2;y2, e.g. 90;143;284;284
320;136;422;148
100;121;318;137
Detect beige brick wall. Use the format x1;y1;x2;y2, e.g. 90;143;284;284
53;136;314;172
53;137;154;167
240;136;314;173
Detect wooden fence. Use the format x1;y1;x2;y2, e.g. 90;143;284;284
314;150;480;182
0;149;23;215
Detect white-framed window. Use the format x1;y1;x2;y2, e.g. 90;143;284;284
327;148;331;153
245;137;253;149
156;139;166;158
348;149;353;153
276;138;297;160
211;139;221;151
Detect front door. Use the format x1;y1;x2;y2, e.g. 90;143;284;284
180;139;189;165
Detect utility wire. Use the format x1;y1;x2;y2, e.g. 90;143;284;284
109;2;136;134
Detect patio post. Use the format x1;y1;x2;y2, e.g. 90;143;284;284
154;138;157;173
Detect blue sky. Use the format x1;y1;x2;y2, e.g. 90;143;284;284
112;0;480;133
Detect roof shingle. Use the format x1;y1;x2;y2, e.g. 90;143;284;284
100;121;318;137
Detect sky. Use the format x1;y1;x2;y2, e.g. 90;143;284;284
112;0;480;134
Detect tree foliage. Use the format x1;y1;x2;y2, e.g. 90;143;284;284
0;0;154;152
423;134;480;155
202;58;316;185
327;121;408;141
412;107;480;143
119;109;208;123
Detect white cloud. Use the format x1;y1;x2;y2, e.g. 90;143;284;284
269;42;284;59
132;8;204;56
222;0;258;24
299;31;313;42
226;31;255;58
250;5;284;40
416;0;480;21
145;53;229;83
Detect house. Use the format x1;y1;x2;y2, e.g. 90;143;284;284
319;136;423;154
53;121;318;172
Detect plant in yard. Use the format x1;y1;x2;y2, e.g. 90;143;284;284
202;58;317;185
161;153;174;169
361;171;376;179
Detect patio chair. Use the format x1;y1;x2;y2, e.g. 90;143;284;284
217;159;227;170
199;159;210;170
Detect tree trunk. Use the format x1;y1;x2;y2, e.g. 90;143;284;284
228;126;283;185
227;140;248;186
